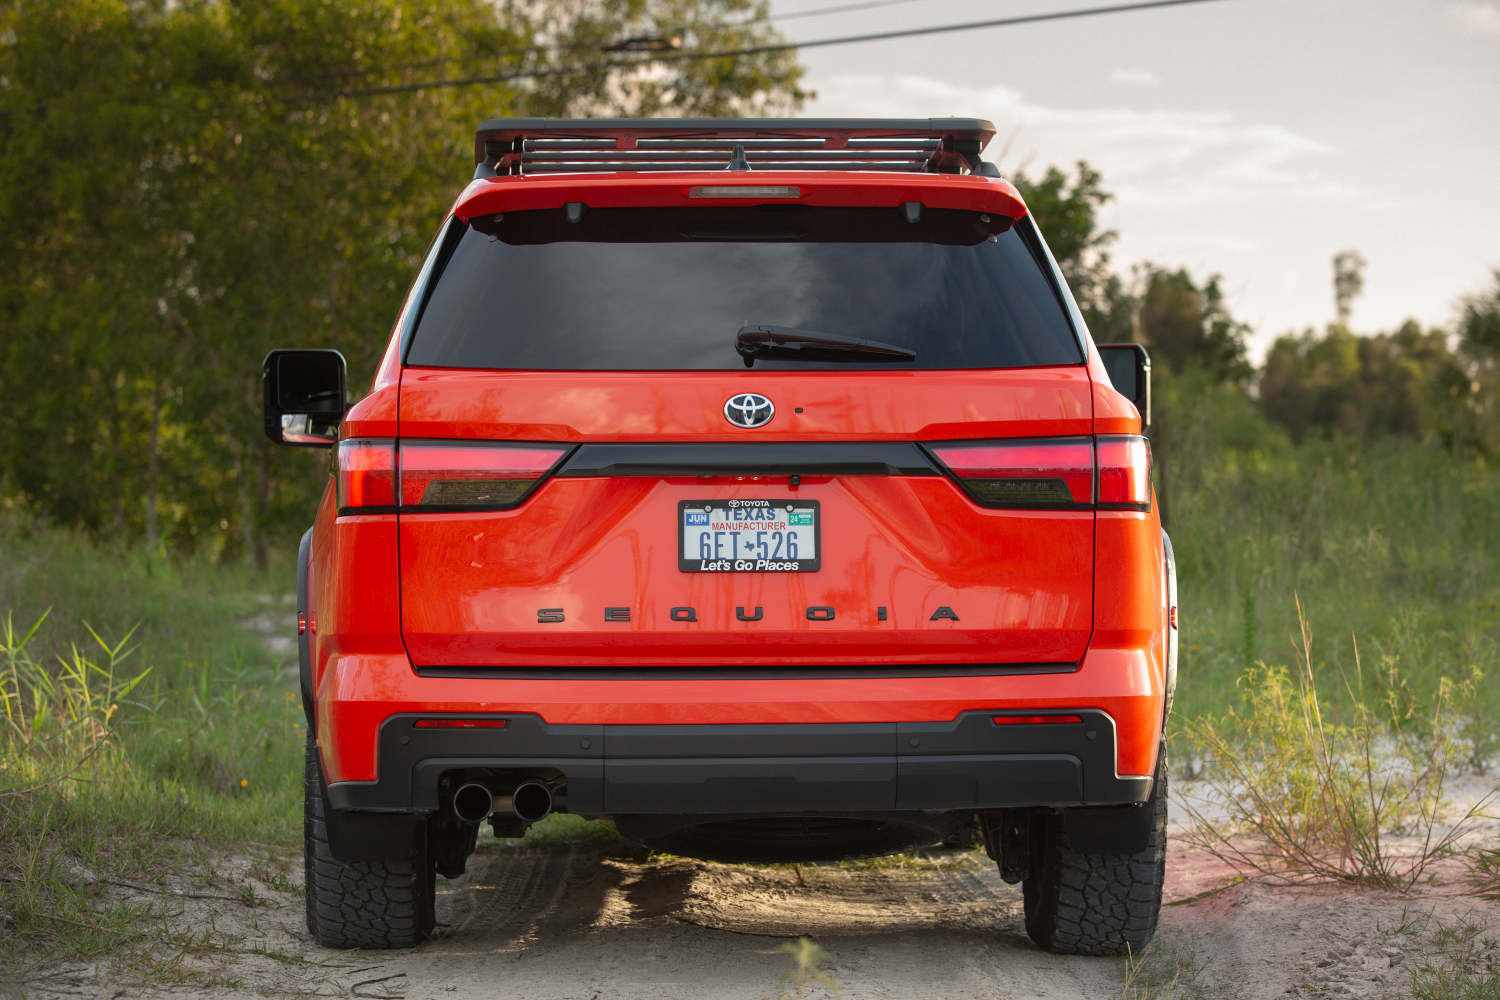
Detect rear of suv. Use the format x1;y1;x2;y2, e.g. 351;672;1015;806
264;118;1178;956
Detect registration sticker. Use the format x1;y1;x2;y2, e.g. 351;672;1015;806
678;500;821;572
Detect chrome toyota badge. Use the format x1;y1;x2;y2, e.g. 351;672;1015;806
724;393;774;428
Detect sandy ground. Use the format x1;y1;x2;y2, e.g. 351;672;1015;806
14;791;1498;1000
15;607;1491;999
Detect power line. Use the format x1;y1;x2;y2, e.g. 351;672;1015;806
275;0;940;86
283;0;1225;103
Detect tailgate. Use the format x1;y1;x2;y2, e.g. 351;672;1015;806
395;368;1094;668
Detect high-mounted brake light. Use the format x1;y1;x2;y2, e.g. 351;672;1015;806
336;440;396;512
929;435;1150;511
929;438;1094;507
397;440;569;510
688;185;802;199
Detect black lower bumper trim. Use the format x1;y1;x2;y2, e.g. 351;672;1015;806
326;711;1151;816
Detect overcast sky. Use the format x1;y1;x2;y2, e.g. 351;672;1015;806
769;0;1500;355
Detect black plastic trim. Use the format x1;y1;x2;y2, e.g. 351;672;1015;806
398;217;467;366
1020;214;1092;363
556;442;940;478
296;527;314;729
326;710;1151;817
412;663;1077;680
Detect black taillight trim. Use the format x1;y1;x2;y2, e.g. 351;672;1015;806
396;439;576;514
921;437;1096;511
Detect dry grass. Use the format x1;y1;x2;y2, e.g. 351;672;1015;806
1178;598;1493;889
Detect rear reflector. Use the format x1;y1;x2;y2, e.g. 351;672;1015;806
929;435;1150;511
398;440;569;510
992;714;1084;725
336;439;396;512
928;438;1094;507
413;718;508;729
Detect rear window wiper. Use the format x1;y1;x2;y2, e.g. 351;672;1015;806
735;325;917;368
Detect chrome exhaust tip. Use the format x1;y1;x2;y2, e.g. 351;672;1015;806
511;780;554;823
452;782;495;824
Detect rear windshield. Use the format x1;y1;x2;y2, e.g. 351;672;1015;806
406;206;1083;370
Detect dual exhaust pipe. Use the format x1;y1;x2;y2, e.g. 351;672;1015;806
452;779;556;825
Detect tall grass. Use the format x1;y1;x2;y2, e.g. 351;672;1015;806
0;511;302;973
1160;371;1500;758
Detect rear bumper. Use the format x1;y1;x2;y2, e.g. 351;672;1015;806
326;708;1151;815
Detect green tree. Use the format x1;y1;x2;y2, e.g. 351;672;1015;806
1332;249;1366;326
1011;161;1133;344
0;0;806;560
1133;265;1252;384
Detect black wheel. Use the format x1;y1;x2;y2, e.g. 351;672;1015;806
1021;747;1167;956
304;738;435;948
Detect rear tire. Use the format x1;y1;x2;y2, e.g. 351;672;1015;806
1021;747;1167;956
304;738;435;948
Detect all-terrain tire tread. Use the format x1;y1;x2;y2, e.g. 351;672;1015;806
1021;748;1167;956
303;738;434;949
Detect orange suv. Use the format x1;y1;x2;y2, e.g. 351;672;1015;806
263;117;1178;954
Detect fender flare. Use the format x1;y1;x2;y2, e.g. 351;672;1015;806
297;526;314;731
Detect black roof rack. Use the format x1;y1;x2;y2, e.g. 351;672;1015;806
472;118;996;179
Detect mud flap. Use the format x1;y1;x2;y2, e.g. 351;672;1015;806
1058;796;1155;854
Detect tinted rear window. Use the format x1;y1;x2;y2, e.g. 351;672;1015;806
407;206;1083;370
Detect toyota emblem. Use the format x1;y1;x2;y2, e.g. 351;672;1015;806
724;393;774;429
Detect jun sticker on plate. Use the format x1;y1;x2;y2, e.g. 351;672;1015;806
678;500;821;572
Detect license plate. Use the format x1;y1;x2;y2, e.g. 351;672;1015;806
678;500;820;572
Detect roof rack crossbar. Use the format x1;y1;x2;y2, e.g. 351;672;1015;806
475;118;995;178
521;150;934;163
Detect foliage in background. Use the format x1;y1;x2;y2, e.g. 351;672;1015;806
0;0;805;561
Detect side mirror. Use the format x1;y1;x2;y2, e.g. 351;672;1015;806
1098;343;1151;435
263;349;347;447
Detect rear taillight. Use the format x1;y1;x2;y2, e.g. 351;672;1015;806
397;440;569;510
336;439;396;512
929;435;1150;511
336;439;569;514
1095;435;1151;509
929;438;1094;507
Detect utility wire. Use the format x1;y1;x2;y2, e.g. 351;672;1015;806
283;0;1224;103
276;0;940;86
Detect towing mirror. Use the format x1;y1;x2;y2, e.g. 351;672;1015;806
1098;343;1151;435
262;349;347;447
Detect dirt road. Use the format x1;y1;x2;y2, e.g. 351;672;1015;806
18;812;1498;1000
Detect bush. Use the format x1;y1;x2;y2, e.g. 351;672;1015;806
1179;600;1491;889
